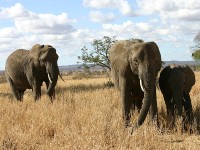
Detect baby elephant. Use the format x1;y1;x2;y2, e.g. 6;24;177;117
158;65;195;124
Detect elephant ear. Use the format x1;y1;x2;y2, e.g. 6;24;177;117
182;66;195;93
29;44;43;67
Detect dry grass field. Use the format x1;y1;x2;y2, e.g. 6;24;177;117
0;72;200;150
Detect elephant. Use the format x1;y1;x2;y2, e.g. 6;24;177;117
158;64;195;124
5;44;64;101
109;39;162;129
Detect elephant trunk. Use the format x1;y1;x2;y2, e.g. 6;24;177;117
136;68;155;127
46;61;59;97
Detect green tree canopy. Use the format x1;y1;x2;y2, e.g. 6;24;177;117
192;31;200;61
77;36;117;71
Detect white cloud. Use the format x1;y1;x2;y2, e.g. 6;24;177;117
101;18;197;47
83;0;135;17
0;1;199;69
0;3;76;35
0;3;31;18
119;0;135;16
83;0;117;8
102;21;152;34
0;3;91;68
101;21;155;40
161;9;200;21
14;13;76;35
136;0;177;15
0;27;21;38
136;0;200;22
89;11;115;23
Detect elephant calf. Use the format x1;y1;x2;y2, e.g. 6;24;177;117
5;44;62;101
158;64;195;124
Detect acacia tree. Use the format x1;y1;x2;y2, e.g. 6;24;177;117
191;31;200;61
77;36;117;71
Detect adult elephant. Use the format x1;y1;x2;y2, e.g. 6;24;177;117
5;44;63;101
109;39;161;129
158;65;195;123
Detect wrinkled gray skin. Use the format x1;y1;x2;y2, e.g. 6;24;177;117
158;65;195;123
5;44;60;101
109;39;161;129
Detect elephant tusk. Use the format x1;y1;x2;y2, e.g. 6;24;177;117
140;79;144;92
48;73;52;83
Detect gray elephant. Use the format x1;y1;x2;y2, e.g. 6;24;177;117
158;64;195;123
5;44;64;101
109;39;161;129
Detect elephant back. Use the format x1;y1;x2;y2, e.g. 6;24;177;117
5;49;30;71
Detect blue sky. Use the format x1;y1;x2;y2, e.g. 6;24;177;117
0;0;200;70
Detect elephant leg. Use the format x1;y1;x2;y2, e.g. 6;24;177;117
33;85;41;101
149;86;159;126
163;93;173;116
163;93;175;127
18;89;25;101
183;93;194;123
6;76;24;101
14;89;25;101
120;77;133;127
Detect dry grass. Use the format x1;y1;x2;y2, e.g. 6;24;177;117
0;72;200;150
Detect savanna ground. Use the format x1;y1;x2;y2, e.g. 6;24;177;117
0;71;200;150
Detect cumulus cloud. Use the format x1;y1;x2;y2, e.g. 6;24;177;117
0;3;30;18
83;0;117;8
136;0;200;22
89;11;115;23
14;13;76;35
0;3;92;69
0;3;77;42
102;20;154;40
101;18;195;45
83;0;135;16
0;1;199;69
0;3;76;35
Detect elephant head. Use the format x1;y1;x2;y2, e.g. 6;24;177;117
159;65;195;123
29;44;61;98
109;39;161;129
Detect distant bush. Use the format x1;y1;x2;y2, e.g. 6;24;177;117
70;71;110;80
72;72;94;80
190;65;200;71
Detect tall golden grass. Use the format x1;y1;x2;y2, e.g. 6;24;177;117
0;72;200;149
